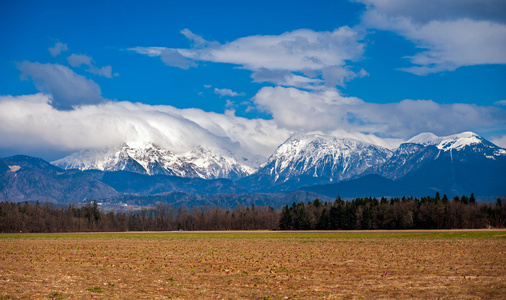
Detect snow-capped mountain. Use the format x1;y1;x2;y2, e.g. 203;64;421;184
263;133;393;181
373;143;439;180
306;131;506;197
238;131;506;194
49;130;506;196
238;133;393;191
378;132;506;180
52;143;255;180
390;132;506;193
407;131;506;155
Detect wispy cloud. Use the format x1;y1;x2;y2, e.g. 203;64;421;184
250;68;323;89
160;49;197;69
357;0;506;74
67;53;116;78
48;42;68;57
129;27;366;88
87;65;115;78
214;88;244;97
491;135;506;148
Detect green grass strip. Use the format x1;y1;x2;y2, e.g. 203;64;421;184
0;230;505;240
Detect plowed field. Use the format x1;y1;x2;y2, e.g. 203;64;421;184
1;230;505;299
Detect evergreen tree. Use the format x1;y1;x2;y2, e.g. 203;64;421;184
442;194;449;204
279;205;293;230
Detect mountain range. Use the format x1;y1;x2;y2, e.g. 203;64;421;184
52;143;255;180
1;131;505;206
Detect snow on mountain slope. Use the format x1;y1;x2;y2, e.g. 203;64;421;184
52;131;506;190
327;129;403;150
52;143;255;180
376;131;506;180
408;131;506;157
257;133;393;183
375;143;440;180
409;132;489;151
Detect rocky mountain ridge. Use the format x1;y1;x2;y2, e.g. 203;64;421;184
52;143;255;180
2;131;504;203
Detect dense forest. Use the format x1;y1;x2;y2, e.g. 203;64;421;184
0;193;504;233
280;193;506;230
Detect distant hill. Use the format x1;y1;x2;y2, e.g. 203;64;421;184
0;155;118;203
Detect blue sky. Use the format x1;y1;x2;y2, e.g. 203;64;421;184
1;0;506;160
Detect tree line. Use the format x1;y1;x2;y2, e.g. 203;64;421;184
0;200;279;233
0;193;505;233
279;193;506;230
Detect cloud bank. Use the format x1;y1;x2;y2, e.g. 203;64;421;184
2;89;504;165
0;94;290;164
254;86;506;139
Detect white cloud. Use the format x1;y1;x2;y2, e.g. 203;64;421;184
17;62;103;110
67;54;92;67
254;86;506;139
254;86;363;132
48;42;68;57
214;88;244;97
0;94;291;165
89;65;113;78
1;92;503;163
184;28;363;71
128;47;196;69
251;68;323;89
362;100;506;138
128;46;166;57
67;53;116;78
180;28;219;48
160;49;197;69
495;100;506;106
225;100;235;108
130;27;366;87
491;135;506;148
327;129;403;149
357;0;506;24
358;0;506;74
173;107;291;161
322;66;369;87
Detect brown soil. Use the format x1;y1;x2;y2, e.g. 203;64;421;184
1;233;505;299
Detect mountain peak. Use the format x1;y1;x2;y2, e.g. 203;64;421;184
407;132;439;145
254;133;393;189
407;131;484;151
